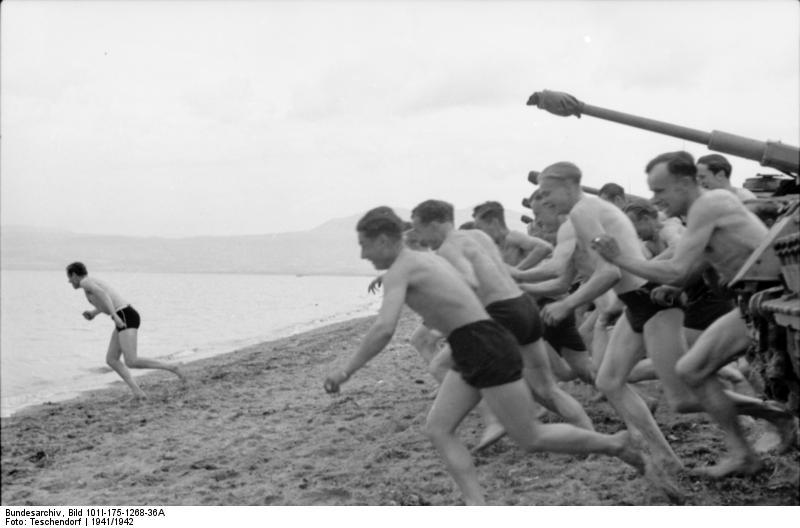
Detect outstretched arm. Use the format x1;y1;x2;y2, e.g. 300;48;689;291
554;210;621;313
324;270;407;393
509;231;553;270
519;259;577;298
593;201;716;287
513;224;576;283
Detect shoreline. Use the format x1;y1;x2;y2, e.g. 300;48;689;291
2;309;798;506
1;289;383;419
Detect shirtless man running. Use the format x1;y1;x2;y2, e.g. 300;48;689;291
471;201;552;270
592;151;797;478
535;162;686;498
506;191;597;385
324;207;650;505
411;199;593;433
67;262;186;399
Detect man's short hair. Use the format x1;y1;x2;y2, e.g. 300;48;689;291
624;200;659;220
459;221;476;230
66;262;88;276
697;154;732;179
540;161;582;185
412;200;454;224
356;207;405;241
472;201;506;227
645;151;697;180
598;182;626;201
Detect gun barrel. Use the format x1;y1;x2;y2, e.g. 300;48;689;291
529;90;800;175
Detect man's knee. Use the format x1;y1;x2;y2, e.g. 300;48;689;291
595;367;626;395
124;358;143;369
423;417;451;443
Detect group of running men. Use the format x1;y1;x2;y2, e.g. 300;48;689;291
322;151;798;505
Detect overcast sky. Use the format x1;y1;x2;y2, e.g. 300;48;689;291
2;0;798;237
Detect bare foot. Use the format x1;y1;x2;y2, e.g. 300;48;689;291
126;392;148;404
614;430;646;474
473;423;507;454
617;431;686;504
691;453;763;479
643;456;687;505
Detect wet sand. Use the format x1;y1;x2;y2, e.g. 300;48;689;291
2;309;798;505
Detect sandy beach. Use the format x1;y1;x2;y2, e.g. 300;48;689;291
2;309;798;506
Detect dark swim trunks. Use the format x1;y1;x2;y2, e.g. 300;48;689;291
617;283;675;333
447;320;523;389
537;297;587;353
115;305;141;331
485;294;543;345
682;270;736;331
682;282;735;331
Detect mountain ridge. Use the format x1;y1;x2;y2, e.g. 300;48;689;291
1;208;529;275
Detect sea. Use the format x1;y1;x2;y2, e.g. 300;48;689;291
0;269;382;417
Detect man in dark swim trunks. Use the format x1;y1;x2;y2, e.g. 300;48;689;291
592;151;797;478
411;200;593;438
67;262;186;399
535;162;686;500
323;207;654;505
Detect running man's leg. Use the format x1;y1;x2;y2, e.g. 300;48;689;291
423;370;485;504
520;339;593;430
545;341;578;382
647;311;756;414
428;371;648;505
105;330;146;398
426;342;506;453
596;315;682;469
676;310;797;477
560;347;596;385
118;329;185;380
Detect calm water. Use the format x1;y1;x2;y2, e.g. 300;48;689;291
0;270;381;416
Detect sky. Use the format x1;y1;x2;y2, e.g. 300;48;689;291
1;0;798;238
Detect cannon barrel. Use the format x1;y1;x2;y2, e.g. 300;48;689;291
527;90;800;176
527;171;648;203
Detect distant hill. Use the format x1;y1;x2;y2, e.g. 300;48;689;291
0;209;529;275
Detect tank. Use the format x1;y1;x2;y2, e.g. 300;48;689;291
527;90;800;414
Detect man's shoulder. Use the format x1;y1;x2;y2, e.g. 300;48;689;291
571;194;605;215
733;187;757;201
80;276;99;290
557;219;576;237
694;189;741;211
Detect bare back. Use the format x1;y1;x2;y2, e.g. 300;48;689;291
439;230;523;306
390;250;489;335
687;190;768;283
570;195;647;294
